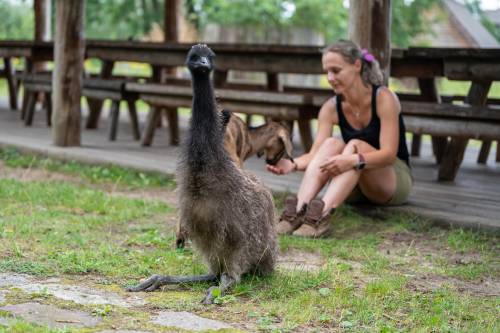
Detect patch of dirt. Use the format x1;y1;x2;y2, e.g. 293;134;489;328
0;161;178;206
378;231;499;297
277;249;326;272
0;161;78;184
406;274;500;297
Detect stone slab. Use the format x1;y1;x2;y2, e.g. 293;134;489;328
18;283;145;307
0;290;6;304
0;317;9;326
0;302;101;328
151;311;233;331
98;330;151;333
0;273;30;287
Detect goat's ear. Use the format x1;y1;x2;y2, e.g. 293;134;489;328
279;121;293;136
221;109;231;128
278;129;294;158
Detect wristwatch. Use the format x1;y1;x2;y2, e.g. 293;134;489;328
354;153;366;170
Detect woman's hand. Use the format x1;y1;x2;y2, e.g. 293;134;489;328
266;158;296;175
319;154;357;177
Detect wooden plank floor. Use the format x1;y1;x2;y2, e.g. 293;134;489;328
0;102;499;230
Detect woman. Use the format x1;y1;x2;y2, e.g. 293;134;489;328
267;40;412;238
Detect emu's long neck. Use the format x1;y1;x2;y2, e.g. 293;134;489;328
188;72;224;165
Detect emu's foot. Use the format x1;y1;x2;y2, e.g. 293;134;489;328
175;235;185;249
127;274;167;292
201;286;220;305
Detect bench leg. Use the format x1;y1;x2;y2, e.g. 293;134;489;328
297;119;313;152
142;107;162;146
438;138;468;181
127;100;141;141
4;58;18;110
496;141;500;163
246;114;253;128
165;108;179;146
86;98;103;129
410;133;421;157
108;100;120;141
24;91;37;126
477;140;492;164
432;136;448;164
44;92;52;127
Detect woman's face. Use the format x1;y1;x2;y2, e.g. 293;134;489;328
322;51;361;94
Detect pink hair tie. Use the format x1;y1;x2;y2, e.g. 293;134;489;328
361;48;375;63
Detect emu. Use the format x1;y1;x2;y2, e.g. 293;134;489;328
128;44;278;304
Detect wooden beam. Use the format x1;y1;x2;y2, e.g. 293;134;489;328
52;0;85;147
349;0;391;84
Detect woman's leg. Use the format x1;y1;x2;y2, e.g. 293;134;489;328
321;139;397;213
296;137;345;210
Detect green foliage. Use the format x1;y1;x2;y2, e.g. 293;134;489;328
0;0;34;40
85;0;164;40
391;0;440;47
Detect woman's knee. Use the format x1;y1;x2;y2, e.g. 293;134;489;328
342;139;374;154
318;137;345;155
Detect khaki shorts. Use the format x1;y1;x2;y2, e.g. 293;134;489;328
347;158;412;206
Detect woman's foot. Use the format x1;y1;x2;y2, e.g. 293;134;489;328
276;194;306;235
292;199;333;238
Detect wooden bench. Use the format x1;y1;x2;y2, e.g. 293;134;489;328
125;80;500;169
19;73;141;141
125;82;321;150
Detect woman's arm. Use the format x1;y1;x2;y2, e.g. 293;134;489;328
363;87;400;169
267;97;338;174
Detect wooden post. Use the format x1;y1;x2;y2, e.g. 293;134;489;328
52;0;85;147
34;0;51;42
438;81;492;181
349;0;392;84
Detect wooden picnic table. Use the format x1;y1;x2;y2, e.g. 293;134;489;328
1;40;499;181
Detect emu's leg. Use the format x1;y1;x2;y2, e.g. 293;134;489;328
201;273;238;305
127;274;217;292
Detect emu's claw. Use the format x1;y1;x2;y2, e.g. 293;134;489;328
176;236;185;249
127;274;162;292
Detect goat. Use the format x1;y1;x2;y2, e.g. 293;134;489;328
222;111;293;168
128;44;277;304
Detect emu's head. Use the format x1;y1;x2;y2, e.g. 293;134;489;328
186;44;216;75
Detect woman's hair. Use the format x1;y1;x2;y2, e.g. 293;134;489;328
322;39;384;86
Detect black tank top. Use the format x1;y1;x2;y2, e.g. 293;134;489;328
336;85;410;166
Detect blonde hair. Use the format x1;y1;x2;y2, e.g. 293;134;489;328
322;39;384;86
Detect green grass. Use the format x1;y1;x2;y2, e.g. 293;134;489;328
0;147;176;189
0;150;499;332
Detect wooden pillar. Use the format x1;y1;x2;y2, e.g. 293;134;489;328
34;0;51;42
349;0;392;84
438;81;492;181
52;0;85;147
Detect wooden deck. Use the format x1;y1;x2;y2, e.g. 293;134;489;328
0;102;499;231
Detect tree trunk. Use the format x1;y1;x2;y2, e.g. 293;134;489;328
348;0;392;84
52;0;85;147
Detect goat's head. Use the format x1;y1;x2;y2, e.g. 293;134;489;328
186;44;216;74
256;122;294;165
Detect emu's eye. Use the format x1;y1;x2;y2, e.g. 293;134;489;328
189;55;199;62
